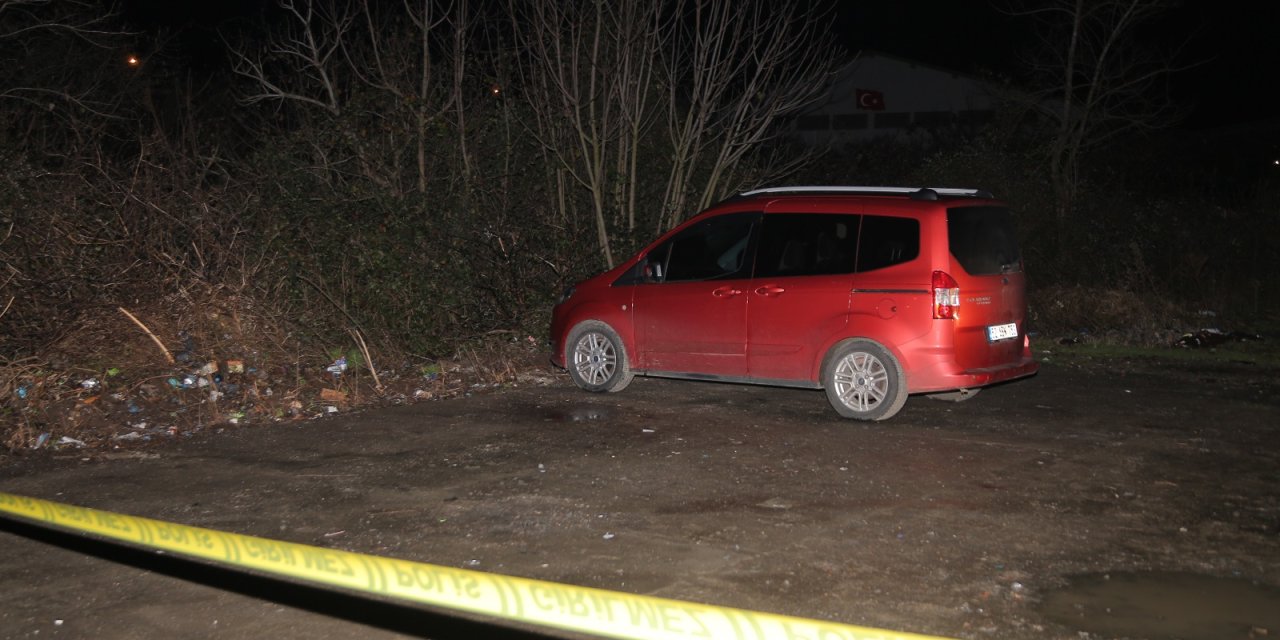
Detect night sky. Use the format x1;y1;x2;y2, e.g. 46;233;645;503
117;0;1280;131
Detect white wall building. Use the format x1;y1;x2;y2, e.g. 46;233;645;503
794;51;1002;146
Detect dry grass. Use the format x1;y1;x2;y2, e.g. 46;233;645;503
1;291;558;455
452;332;554;387
1030;284;1204;346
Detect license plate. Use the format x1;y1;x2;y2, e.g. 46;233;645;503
987;322;1018;342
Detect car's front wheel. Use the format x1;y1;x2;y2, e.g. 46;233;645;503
822;339;908;421
566;321;634;393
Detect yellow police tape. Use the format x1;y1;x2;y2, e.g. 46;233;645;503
0;491;951;640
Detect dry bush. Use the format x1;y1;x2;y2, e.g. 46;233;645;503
452;333;556;388
0;275;560;453
0;283;301;449
1029;284;1190;346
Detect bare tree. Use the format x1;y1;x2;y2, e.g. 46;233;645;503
229;0;352;116
1;0;132;150
514;0;837;266
0;0;119;46
1010;0;1187;223
227;0;467;197
609;0;668;235
658;0;835;230
341;0;463;192
509;0;670;267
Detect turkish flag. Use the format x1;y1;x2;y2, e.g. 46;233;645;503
856;89;885;111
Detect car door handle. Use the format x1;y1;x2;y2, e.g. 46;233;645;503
712;287;742;298
754;285;785;296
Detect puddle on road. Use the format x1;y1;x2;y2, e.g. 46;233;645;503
1039;571;1280;640
542;407;612;423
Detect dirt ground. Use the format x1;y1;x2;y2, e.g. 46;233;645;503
1;353;1278;640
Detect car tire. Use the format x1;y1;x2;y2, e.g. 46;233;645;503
565;321;634;393
926;388;981;402
822;339;908;421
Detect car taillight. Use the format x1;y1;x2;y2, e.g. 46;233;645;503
932;270;960;320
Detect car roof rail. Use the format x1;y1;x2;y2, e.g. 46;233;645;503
737;186;994;199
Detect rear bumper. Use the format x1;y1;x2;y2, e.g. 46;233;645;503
906;355;1039;394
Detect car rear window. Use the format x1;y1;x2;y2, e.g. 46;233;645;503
947;206;1021;276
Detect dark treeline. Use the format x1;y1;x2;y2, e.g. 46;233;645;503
1;0;1275;375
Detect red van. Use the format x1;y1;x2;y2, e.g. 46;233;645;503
550;187;1038;420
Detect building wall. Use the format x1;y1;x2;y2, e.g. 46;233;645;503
794;52;1000;145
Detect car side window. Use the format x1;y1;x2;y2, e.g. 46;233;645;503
754;214;859;278
856;215;920;272
645;212;758;283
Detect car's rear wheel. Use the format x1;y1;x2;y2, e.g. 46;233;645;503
566;321;633;393
822;339;908;421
